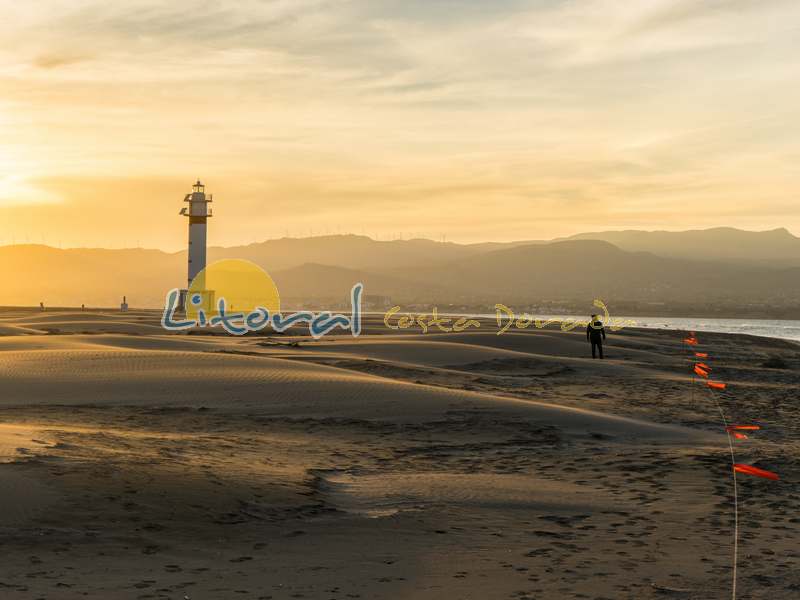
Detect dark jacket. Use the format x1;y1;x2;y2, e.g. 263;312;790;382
587;320;606;342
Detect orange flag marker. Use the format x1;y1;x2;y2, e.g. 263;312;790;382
726;425;760;431
694;365;709;378
694;352;708;358
707;381;726;390
732;432;748;440
733;464;779;481
684;337;698;345
696;362;711;371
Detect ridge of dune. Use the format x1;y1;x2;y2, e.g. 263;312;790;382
0;342;714;443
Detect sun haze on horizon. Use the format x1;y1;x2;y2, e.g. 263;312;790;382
0;0;798;250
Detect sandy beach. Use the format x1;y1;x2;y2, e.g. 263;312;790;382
0;308;797;599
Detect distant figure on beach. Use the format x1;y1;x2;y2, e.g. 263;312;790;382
39;301;45;312
587;314;606;359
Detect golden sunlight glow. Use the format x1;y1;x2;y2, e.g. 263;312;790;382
0;174;54;208
0;1;798;248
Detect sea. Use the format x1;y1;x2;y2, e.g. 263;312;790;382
451;312;800;343
615;316;800;343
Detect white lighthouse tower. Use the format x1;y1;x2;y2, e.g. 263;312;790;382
178;180;213;310
181;180;212;286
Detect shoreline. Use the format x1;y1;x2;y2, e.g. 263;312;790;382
3;304;800;343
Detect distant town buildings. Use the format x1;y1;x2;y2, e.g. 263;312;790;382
362;294;392;310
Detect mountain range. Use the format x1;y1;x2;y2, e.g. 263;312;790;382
560;227;800;267
2;227;799;317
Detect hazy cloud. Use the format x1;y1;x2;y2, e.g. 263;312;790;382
0;0;798;248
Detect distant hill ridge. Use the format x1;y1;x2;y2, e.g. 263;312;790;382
1;228;799;313
560;227;800;266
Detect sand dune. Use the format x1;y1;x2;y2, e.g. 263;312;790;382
0;309;796;599
0;342;708;443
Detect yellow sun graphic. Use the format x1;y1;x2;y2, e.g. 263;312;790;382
187;259;280;319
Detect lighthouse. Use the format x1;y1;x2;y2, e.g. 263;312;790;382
178;180;213;311
181;180;212;287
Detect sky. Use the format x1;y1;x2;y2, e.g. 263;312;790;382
0;0;798;250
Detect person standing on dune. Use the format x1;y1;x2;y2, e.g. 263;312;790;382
587;314;606;359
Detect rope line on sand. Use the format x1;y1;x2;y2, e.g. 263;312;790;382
684;335;738;600
707;387;739;600
685;333;780;600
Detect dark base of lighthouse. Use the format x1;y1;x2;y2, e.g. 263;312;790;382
176;289;189;313
177;289;217;314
